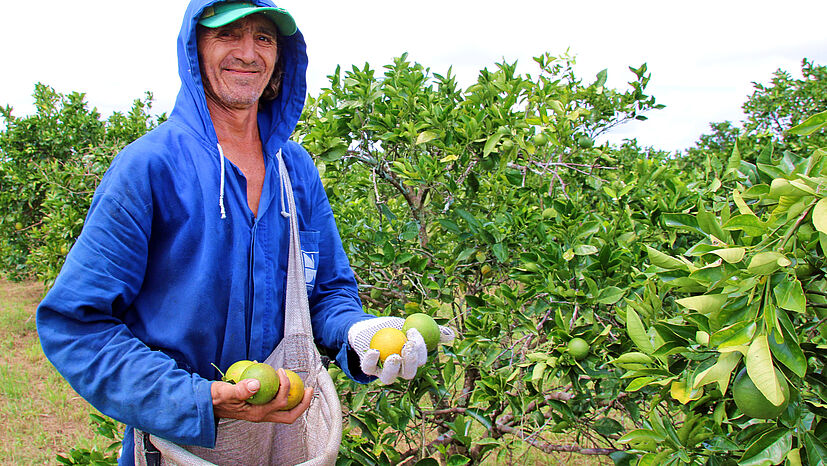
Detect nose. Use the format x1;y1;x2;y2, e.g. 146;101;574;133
234;32;257;63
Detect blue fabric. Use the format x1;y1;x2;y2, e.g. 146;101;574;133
35;1;374;464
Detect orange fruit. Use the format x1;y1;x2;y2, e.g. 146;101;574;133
567;338;590;361
369;328;407;362
240;363;279;405
281;369;305;411
223;359;255;384
732;367;790;419
402;313;440;352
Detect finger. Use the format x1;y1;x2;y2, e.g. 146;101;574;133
400;338;425;380
439;325;456;344
235;378;260;402
379;354;402;385
404;329;428;363
361;348;381;377
270;368;291;409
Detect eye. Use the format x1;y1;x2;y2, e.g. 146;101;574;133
256;34;275;44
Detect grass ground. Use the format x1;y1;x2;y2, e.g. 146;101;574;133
0;278;118;465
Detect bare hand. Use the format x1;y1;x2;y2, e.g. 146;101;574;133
211;368;313;423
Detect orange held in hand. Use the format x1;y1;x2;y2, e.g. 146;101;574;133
369;328;407;363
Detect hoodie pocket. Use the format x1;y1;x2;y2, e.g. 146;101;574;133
299;230;320;295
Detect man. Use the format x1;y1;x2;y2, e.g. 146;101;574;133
36;1;452;464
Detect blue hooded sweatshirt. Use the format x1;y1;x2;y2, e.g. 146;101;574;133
36;1;374;463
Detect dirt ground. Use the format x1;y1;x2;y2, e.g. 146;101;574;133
0;278;117;464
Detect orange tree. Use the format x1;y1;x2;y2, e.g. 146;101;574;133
0;84;162;287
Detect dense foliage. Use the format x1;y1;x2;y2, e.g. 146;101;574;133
2;57;825;465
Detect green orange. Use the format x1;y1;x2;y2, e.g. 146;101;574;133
732;368;790;419
567;337;590;361
240;363;279;405
223;359;255;384
402;313;441;352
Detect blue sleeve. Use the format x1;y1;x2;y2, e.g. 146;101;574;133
35;156;217;449
295;146;376;384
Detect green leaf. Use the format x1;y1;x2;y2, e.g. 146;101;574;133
483;133;503;157
626;308;653;354
711;247;746;264
739;428;793;466
645;245;688;271
768;326;807;379
711;321;757;349
773;277;805;313
788;110;827;136
597;286;625;305
415;459;440;466
416;130;439;145
812;198;827;234
447;455;471;466
723;214;767;236
574;244;598;256
804;432;827;466
746;334;786;406
663;213;704;235
593;417;624;435
693;351;741;393
675;294;727;315
747;252;791;275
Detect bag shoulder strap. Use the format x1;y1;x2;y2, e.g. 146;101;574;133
277;150;314;338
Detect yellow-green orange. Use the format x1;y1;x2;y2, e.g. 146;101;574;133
567;337;590;361
369;328;407;362
402;313;440;352
732;367;790;419
223;359;255;384
240;363;279;405
281;369;305;411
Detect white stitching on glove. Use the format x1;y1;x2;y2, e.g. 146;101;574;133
348;317;434;385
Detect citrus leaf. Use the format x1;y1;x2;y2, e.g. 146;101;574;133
739;428;793;466
723;214;767;236
645;245;688;271
626;308;653;354
710;247;746;264
693;351;741;393
733;190;755;216
670;380;703;405
812;198;827;234
768;327;807;379
675;294;727;315
483;133;503;157
747;252;791;275
746;334;786;406
663;213;704;235
788;110;827;136
574;244;598;256
711;321;757;349
804;432;827;466
773;277;806;313
416;130;439;145
596;286;625;305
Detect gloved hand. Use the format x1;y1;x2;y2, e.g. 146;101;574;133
348;316;456;385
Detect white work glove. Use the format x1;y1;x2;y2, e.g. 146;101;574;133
348;316;455;385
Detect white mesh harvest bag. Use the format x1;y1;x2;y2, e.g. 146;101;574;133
135;150;342;466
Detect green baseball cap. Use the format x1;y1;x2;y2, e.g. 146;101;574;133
199;2;297;36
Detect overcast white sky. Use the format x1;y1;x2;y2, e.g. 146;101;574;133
1;0;825;152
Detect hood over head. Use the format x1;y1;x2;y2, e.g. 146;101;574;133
170;0;308;154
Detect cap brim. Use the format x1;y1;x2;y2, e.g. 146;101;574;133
199;6;297;36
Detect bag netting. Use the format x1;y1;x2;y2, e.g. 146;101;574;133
135;150;342;465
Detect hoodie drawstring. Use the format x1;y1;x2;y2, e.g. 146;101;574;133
277;149;290;218
217;143;227;219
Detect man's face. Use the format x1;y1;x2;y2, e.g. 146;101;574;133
197;14;279;110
